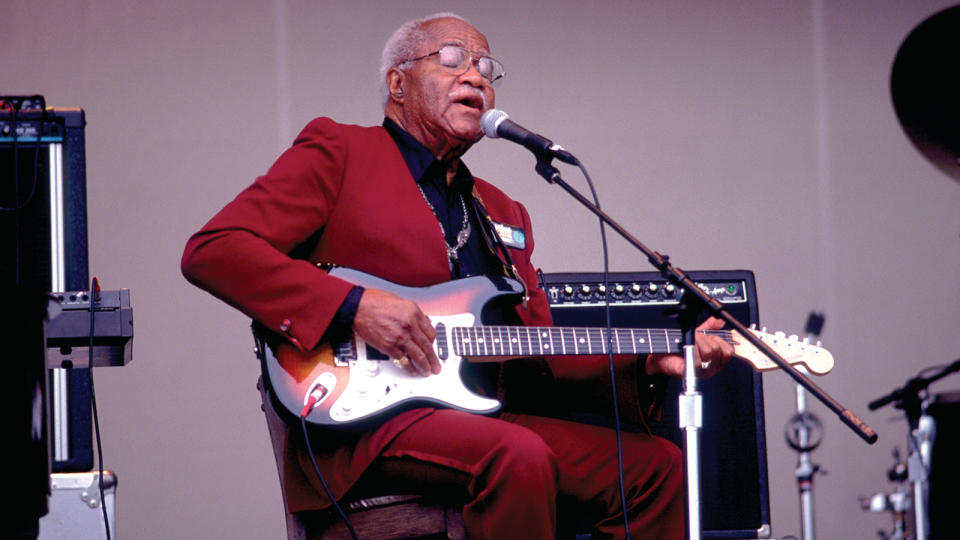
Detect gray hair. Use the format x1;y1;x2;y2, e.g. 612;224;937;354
378;12;469;109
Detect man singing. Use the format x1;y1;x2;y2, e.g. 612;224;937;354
182;12;732;539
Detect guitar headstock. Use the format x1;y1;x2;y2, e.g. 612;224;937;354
731;328;835;375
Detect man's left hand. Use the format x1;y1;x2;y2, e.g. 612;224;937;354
645;317;734;378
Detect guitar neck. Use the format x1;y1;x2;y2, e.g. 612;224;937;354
451;325;723;358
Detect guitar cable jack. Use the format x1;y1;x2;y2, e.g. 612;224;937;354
301;383;329;418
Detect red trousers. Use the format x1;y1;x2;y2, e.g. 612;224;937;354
353;409;684;540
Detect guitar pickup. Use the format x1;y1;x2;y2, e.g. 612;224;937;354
434;323;448;360
334;340;356;367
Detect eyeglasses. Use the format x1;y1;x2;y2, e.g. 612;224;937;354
400;45;506;85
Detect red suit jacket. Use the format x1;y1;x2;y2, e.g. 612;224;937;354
182;117;644;511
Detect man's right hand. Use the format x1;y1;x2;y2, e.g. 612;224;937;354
352;288;441;376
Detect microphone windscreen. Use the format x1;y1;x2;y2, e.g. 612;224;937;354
480;109;509;138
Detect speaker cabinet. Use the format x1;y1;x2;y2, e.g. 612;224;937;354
541;270;770;539
2;104;92;472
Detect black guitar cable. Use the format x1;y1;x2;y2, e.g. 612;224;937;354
299;415;359;540
88;277;112;540
574;160;632;540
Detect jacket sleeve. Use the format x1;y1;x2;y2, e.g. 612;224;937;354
181;117;355;351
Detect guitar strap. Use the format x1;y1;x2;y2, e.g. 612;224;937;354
469;187;530;310
469;187;562;413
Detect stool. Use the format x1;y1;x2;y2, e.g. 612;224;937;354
256;377;464;540
296;493;464;540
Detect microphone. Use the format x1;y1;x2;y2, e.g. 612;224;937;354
481;109;579;165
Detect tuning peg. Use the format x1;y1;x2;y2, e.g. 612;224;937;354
761;326;768;333
788;334;798;341
750;323;757;330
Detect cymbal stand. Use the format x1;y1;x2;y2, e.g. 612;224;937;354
868;359;960;540
908;407;934;540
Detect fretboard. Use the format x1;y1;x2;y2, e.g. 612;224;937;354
451;326;731;358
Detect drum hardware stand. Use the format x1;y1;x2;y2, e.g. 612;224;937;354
784;313;827;540
860;447;912;540
530;154;878;539
868;359;960;540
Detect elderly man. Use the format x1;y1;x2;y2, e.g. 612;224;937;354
182;12;732;539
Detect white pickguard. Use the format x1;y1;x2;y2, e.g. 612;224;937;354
327;312;501;423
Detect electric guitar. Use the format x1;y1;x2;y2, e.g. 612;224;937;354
259;267;834;427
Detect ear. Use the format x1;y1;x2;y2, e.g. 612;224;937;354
386;67;405;103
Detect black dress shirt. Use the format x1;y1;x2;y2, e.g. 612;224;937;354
323;119;503;342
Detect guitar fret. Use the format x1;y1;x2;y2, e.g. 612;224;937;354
573;328;585;354
551;327;563;356
674;330;684;352
458;327;467;356
642;328;653;354
450;326;463;356
645;329;656;354
621;329;635;354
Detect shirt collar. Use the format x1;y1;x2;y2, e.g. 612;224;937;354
383;117;475;193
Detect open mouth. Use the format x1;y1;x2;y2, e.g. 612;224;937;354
453;92;485;111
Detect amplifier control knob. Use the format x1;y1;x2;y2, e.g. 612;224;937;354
563;285;574;297
630;284;642;296
646;283;659;295
664;283;676;295
580;285;592;296
613;284;625;296
597;284;607;296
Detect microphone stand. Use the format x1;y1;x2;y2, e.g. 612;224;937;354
532;156;878;539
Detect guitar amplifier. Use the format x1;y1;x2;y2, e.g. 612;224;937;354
541;270;771;539
3;100;93;473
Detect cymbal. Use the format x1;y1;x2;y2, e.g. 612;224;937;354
891;5;960;183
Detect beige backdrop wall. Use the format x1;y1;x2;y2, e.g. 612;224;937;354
4;1;959;538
